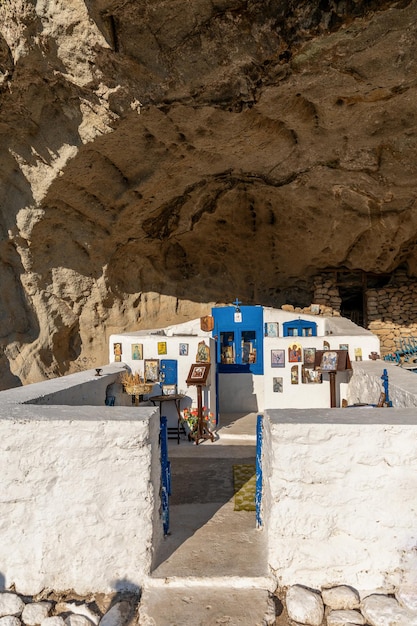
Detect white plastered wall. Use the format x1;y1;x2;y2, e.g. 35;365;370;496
109;326;216;426
0;367;162;595
263;406;417;591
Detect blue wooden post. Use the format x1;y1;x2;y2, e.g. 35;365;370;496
160;416;171;535
381;369;392;407
256;414;263;528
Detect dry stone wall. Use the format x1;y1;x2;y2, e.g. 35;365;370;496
312;270;417;356
281;583;417;626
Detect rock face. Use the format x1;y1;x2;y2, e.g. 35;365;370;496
0;0;416;385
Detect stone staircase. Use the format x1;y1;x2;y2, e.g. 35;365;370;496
138;413;277;625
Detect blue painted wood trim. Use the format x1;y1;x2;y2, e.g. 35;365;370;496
256;413;263;528
381;368;393;407
160;416;170;535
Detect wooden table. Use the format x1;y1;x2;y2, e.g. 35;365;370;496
150;394;187;444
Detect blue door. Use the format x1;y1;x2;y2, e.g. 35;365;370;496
160;359;178;385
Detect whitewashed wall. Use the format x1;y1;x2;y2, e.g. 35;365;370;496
262;309;381;410
348;360;417;407
0;370;162;595
109;330;216;425
263;407;417;591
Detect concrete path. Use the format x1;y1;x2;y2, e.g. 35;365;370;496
138;413;277;625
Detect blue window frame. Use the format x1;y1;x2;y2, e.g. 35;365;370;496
283;319;317;337
212;306;264;374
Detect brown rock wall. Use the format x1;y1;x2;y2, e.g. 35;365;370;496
0;1;417;385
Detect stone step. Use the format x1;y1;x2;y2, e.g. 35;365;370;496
138;581;277;626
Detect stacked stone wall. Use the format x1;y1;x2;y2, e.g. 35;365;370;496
367;279;417;357
312;271;417;357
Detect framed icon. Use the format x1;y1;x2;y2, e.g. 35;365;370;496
158;341;167;355
186;363;211;385
320;351;339;371
144;359;159;382
271;349;285;368
131;343;143;360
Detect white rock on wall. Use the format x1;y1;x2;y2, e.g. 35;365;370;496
396;588;417;613
0;617;22;626
0;595;25;618
98;603;132;626
22;603;52;626
40;617;66;626
60;604;99;626
361;594;417;626
326;609;365;625
285;585;324;626
322;586;360;610
64;616;95;626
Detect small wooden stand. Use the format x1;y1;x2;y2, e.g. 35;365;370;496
191;384;215;445
186;363;214;445
314;350;352;408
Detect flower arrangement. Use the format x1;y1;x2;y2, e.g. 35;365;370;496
119;371;153;395
182;406;215;432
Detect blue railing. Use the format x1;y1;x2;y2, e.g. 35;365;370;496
160;416;171;535
256;414;263;528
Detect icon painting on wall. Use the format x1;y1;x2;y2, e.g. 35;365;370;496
271;349;285;368
273;377;283;392
131;344;143;360
179;343;189;356
144;359;159;382
291;365;299;384
113;343;122;362
265;322;278;337
288;343;302;363
303;347;316;368
158;342;167;355
302;367;322;384
354;347;363;361
196;340;210;363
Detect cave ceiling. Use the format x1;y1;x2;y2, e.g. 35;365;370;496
0;0;416;384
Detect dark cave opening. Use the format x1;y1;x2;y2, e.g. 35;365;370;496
337;270;391;328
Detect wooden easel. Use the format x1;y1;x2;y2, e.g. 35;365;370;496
193;383;215;445
186;363;214;445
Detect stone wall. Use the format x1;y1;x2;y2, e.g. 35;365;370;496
312;270;417;357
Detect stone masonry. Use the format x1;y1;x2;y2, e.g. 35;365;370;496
312;269;417;357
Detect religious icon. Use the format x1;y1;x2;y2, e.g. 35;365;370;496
186;363;211;385
288;343;302;363
196;340;210;363
158;341;167;355
302;367;322;384
265;322;278;337
144;359;159;382
303;347;316;367
200;316;214;332
291;365;299;384
113;342;122;362
271;349;285;368
320;351;338;371
273;377;283;392
354;347;362;361
179;343;189;356
131;344;143;360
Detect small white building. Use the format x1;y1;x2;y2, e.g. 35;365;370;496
109;305;381;426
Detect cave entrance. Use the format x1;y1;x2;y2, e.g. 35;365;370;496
333;270;391;328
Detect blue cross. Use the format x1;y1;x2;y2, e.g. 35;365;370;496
233;298;242;308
